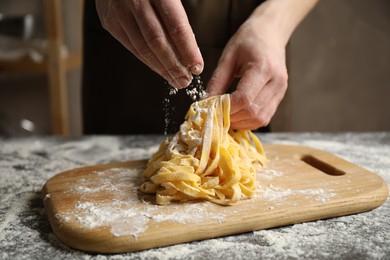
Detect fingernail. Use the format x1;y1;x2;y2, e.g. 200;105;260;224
190;64;203;75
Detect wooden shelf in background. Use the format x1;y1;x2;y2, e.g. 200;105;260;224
0;0;84;136
0;51;82;74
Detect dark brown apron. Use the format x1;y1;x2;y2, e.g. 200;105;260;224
82;0;265;134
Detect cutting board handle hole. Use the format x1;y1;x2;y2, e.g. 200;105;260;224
301;155;345;176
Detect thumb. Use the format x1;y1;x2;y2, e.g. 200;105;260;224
206;53;235;97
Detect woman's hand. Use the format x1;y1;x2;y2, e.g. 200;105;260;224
206;0;318;130
96;0;204;88
207;20;288;130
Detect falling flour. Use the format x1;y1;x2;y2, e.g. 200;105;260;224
163;75;206;135
185;75;206;101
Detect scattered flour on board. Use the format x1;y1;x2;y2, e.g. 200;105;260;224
2;134;389;259
258;168;284;180
52;162;337;240
256;167;336;203
54;167;225;239
260;185;336;203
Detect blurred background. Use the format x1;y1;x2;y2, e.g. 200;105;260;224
0;0;389;136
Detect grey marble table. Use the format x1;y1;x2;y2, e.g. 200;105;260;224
1;133;389;260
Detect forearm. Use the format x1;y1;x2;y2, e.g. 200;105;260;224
250;0;319;47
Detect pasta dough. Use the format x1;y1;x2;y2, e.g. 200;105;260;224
141;94;266;205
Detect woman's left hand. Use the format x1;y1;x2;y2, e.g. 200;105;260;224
206;0;318;130
206;18;288;130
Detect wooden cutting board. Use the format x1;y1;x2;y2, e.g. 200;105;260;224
42;144;388;253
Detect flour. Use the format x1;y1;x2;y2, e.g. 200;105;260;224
256;164;336;203
185;75;206;101
111;216;149;238
55;167;227;239
163;75;206;134
258;168;283;180
168;87;178;95
54;162;336;240
260;185;336;203
1;134;390;259
66;199;226;239
150;203;225;224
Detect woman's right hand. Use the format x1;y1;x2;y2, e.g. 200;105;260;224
96;0;204;88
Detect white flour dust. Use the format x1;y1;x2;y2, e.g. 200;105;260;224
69;199;225;239
256;166;336;203
52;162;337;240
185;76;206;101
260;185;336;203
258;168;284;180
54;167;226;239
163;75;206;134
2;134;389;259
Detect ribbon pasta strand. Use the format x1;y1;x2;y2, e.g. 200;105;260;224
141;94;267;205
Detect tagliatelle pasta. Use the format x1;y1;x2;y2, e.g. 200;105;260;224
141;94;267;205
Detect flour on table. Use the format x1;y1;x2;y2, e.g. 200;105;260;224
55;167;226;239
258;168;284;180
259;185;336;203
2;133;389;259
53;162;337;239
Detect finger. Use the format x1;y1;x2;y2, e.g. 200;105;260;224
97;1;159;73
230;97;277;130
111;4;181;87
206;52;235;98
97;0;182;85
152;0;203;75
230;80;287;130
129;1;192;88
111;21;149;66
97;5;143;61
113;9;174;80
230;63;271;114
230;80;278;123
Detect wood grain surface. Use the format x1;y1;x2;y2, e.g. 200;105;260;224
42;144;389;253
